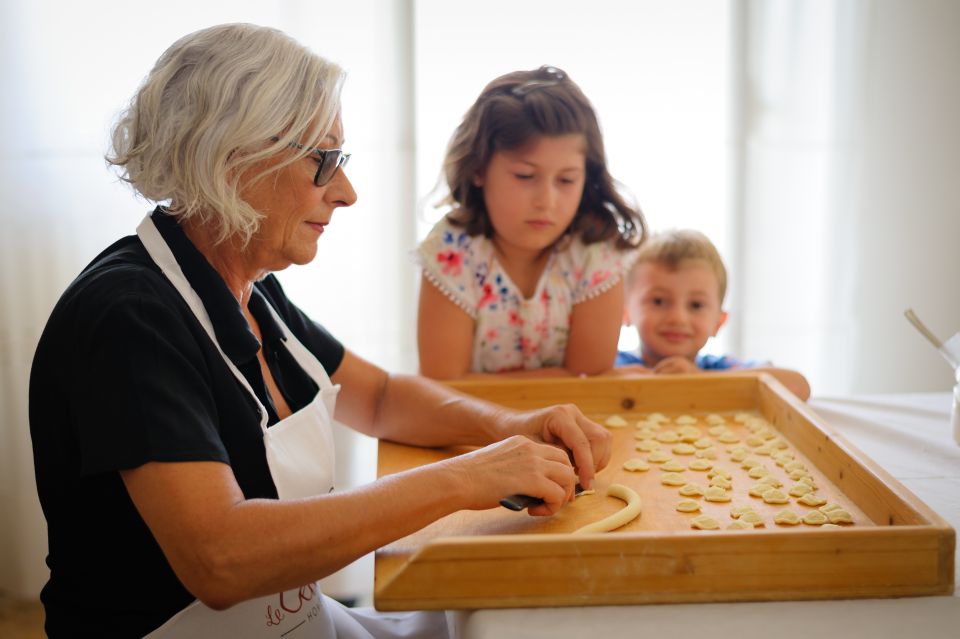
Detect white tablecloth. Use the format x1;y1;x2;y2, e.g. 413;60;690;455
450;393;960;639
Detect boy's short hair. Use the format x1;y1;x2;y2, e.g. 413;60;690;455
629;229;727;302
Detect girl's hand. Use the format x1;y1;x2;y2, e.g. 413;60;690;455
445;435;579;516
653;356;700;375
497;404;612;493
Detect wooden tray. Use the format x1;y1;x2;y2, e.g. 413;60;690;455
373;374;955;610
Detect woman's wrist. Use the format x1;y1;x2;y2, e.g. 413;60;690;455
428;453;490;512
484;405;528;444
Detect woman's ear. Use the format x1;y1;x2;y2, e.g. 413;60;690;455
472;173;484;187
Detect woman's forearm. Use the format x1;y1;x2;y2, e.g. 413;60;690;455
122;459;466;609
369;372;509;446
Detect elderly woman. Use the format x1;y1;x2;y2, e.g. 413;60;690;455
28;23;611;638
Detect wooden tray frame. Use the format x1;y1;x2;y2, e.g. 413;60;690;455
373;374;955;610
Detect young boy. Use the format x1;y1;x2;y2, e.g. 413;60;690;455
616;229;811;400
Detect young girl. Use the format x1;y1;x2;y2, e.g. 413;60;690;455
417;65;647;379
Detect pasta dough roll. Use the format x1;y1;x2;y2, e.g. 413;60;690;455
574;484;642;534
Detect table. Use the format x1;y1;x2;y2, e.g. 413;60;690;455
448;393;960;639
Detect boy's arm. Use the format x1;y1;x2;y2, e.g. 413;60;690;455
653;360;811;401
648;355;811;401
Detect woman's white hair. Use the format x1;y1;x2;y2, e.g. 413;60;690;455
107;23;344;244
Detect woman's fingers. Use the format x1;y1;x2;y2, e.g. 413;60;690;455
578;411;613;472
456;436;577;514
525;458;578;516
537;405;611;490
467;403;613;515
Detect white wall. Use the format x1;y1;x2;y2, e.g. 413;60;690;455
737;0;960;395
849;0;960;392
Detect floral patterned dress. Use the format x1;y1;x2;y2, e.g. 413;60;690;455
417;217;640;373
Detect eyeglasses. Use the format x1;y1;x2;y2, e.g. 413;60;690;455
511;66;567;97
273;137;351;186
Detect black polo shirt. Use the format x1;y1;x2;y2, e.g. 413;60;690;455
29;207;345;638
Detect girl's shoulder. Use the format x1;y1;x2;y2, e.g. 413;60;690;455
554;234;642;303
557;232;641;265
415;217;493;317
419;216;491;258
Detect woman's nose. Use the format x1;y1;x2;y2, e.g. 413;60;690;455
328;168;358;207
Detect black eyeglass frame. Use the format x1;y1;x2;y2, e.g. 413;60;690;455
271;137;351;186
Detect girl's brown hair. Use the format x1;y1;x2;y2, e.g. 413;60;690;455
440;66;646;249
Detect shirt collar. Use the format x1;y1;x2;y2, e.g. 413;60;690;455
150;207;284;365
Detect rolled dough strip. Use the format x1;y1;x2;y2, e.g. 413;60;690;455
573;483;642;534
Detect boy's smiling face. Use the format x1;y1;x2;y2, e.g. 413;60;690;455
625;259;728;367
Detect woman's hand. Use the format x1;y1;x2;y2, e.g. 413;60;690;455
444;435;579;516
495;404;612;493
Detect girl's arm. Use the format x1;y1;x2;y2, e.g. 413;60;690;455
563;280;626;375
417;274;476;379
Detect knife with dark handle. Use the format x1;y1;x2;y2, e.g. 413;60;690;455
500;484;585;511
499;494;544;511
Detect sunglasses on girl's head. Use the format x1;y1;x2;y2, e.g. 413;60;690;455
511;66;566;97
272;137;351;186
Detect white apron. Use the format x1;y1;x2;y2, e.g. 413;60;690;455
136;214;449;639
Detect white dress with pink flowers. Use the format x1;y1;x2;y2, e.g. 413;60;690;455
417;217;639;373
